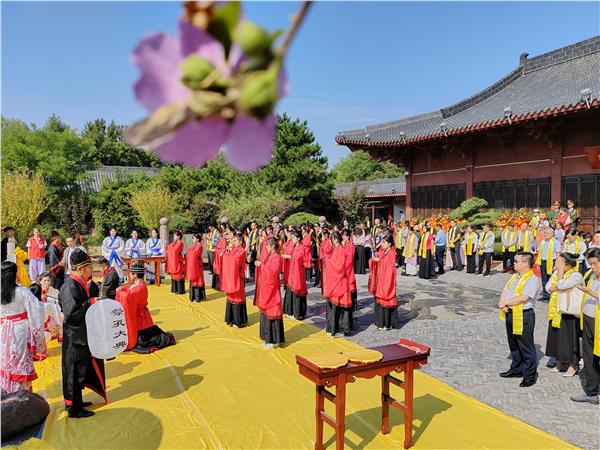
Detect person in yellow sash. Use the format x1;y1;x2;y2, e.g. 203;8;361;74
537;227;561;301
517;222;536;253
498;252;541;387
246;221;260;279
545;252;584;377
562;229;587;275
572;248;600;404
477;224;495;276
418;224;435;279
462;225;478;274
206;225;218;274
501;222;518;273
403;227;418;276
447;220;463;271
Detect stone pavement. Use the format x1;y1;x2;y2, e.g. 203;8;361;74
297;268;599;450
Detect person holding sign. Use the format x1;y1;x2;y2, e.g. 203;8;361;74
59;248;106;418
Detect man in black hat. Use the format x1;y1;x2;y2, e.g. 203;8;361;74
60;248;106;418
1;226;15;262
99;256;120;299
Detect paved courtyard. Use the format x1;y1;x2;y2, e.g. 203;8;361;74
294;268;599;450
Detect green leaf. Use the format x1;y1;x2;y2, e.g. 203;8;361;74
180;55;215;90
233;21;271;57
238;70;278;119
208;1;241;58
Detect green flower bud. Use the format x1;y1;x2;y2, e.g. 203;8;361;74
233;21;271;57
238;70;278;118
180;55;215;90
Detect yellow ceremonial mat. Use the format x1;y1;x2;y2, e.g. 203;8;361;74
342;349;383;364
304;352;349;369
17;283;576;449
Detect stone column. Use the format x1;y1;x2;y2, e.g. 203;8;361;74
160;217;169;243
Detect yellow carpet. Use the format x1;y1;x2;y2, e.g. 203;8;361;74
18;284;574;449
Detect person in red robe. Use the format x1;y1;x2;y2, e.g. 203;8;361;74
282;229;308;320
221;232;248;328
117;260;175;353
369;234;398;330
341;229;358;311
255;237;285;349
185;233;206;302
323;231;353;337
318;228;333;295
166;230;185;294
254;225;274;306
211;230;226;291
281;229;295;286
301;226;313;282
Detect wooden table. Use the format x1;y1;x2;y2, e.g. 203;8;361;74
122;256;165;286
296;339;430;450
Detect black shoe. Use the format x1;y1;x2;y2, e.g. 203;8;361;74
500;370;522;378
68;408;95;418
82;401;93;407
483;272;490;276
520;377;537;387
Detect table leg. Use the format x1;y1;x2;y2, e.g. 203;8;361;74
315;386;324;450
381;375;390;434
404;361;414;449
335;374;346;450
155;261;160;286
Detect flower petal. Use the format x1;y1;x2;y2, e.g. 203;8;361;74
154;118;229;166
131;32;191;111
225;115;277;171
178;18;225;67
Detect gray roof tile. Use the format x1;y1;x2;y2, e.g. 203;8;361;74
334;177;406;197
337;36;600;146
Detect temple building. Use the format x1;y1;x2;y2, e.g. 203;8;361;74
336;36;600;231
334;177;406;224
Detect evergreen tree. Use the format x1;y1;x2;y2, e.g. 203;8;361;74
331;150;404;184
259;113;334;214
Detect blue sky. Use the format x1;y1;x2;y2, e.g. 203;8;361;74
2;1;599;167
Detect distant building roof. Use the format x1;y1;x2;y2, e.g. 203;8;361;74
80;166;160;192
334;177;406;198
336;36;600;149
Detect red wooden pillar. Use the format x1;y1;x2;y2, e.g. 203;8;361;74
550;140;563;203
465;150;474;198
405;158;413;218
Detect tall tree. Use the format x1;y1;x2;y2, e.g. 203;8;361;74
1;115;95;202
331;150;404;184
81;119;163;167
259;113;334;214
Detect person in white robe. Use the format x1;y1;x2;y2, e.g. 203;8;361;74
1;261;46;394
101;228;125;281
145;228;165;283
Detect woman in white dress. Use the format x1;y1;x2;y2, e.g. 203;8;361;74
1;261;46;394
145;228;165;283
403;227;419;276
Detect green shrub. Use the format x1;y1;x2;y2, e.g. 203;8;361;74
284;212;319;227
450;197;488;221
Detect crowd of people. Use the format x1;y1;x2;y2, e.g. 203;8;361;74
0;197;598;421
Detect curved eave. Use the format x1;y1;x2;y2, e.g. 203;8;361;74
335;99;600;149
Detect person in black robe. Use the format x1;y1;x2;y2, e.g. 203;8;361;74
98;256;120;299
1;226;15;262
47;230;65;289
60;248;106;418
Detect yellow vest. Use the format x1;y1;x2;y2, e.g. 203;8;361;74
448;227;457;249
502;230;516;252
403;234;416;257
500;270;534;335
418;232;430;258
536;238;556;275
464;232;475;256
548;268;576;328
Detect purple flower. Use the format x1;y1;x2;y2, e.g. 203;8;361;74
132;17;282;170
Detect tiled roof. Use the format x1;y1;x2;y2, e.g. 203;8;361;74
79;166;160;192
336;36;600;148
334;177;406;198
